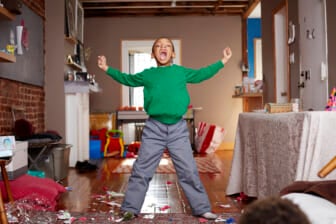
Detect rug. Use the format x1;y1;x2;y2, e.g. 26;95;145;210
111;156;221;174
22;211;241;223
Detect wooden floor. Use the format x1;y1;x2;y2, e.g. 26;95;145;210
56;150;249;215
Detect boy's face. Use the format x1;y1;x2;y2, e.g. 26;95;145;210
151;38;175;66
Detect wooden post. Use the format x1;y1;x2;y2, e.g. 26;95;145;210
0;160;9;224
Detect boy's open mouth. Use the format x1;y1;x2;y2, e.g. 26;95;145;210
160;51;167;60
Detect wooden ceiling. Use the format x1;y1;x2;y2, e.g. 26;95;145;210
79;0;257;17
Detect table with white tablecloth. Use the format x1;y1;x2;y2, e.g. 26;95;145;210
226;111;336;199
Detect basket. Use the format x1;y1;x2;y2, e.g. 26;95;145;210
265;103;293;113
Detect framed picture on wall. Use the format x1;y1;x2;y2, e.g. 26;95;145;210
65;0;77;38
76;1;84;43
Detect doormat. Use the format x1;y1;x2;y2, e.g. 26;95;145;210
111;156;221;174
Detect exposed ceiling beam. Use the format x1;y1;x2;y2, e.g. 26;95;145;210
80;0;250;17
243;0;260;18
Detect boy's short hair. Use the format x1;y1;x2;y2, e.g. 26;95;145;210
239;196;311;224
152;37;175;53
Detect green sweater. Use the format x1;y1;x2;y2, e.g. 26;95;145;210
106;60;224;124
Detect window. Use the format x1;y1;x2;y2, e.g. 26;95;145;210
129;52;156;107
120;40;181;144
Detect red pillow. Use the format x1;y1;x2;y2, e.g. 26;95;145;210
14;119;35;140
0;174;66;210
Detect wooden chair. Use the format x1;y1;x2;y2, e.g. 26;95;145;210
0;106;27;223
0;159;14;224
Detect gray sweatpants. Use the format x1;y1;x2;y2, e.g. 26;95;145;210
121;118;211;215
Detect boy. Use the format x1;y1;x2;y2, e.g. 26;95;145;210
239;196;311;224
97;37;232;220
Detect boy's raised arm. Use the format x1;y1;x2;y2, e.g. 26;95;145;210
97;55;109;72
222;47;232;65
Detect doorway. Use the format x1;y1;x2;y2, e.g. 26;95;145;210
273;0;290;103
245;1;262;80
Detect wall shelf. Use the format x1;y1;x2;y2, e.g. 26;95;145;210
0;6;15;20
66;62;83;71
65;36;77;45
232;92;264;112
0;7;16;62
0;51;16;62
66;54;83;71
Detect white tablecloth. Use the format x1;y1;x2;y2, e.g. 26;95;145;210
226;111;336;199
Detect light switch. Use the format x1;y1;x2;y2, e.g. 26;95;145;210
321;62;327;81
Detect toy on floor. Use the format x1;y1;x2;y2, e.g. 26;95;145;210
104;130;124;158
325;87;336;111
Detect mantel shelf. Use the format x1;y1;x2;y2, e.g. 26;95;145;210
232;93;263;98
0;6;15;20
0;52;16;62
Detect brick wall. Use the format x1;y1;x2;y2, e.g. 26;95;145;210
0;0;45;136
0;79;45;135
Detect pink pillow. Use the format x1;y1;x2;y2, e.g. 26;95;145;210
0;174;66;205
14;119;35;140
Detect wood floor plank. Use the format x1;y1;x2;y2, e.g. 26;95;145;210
56;150;246;215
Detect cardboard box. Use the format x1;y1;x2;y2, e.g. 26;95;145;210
0;141;28;180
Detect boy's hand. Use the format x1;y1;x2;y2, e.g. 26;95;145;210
222;47;232;65
97;55;108;72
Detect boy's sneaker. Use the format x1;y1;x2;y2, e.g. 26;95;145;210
75;160;97;173
200;212;218;220
122;211;136;221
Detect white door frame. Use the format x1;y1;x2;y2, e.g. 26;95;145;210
273;0;290;103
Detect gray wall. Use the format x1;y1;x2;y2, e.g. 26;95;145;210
298;0;328;110
262;0;331;110
84;16;243;144
45;0;66;142
327;0;336;92
43;0;335;145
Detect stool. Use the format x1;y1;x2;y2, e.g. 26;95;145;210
0;159;14;224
